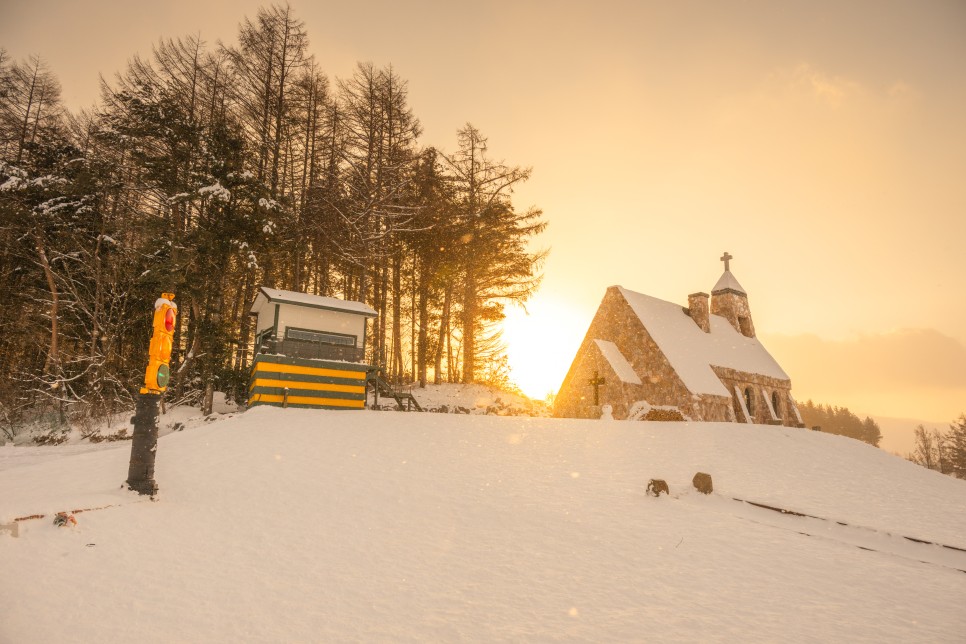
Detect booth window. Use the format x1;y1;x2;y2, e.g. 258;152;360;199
286;327;356;347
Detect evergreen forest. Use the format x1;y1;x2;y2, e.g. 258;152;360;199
797;400;882;447
0;5;547;434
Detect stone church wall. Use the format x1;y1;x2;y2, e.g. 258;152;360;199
553;339;645;419
711;366;802;427
686;394;736;423
711;290;756;338
555;287;694;420
555;286;802;426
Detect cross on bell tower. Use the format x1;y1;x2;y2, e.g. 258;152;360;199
712;250;755;338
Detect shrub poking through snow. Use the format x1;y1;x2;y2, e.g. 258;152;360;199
53;512;76;527
646;479;669;497
87;428;131;443
35;431;69;446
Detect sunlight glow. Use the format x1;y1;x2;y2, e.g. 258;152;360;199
501;296;590;400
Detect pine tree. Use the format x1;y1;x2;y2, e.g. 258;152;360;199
334;62;421;370
946;414;966;479
910;425;938;470
407;147;458;386
798;400;882;447
441;124;546;383
0;54;63;164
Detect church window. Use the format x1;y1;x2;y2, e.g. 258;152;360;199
744;387;754;416
772;391;782;419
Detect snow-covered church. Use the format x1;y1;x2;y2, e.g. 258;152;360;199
553;253;805;426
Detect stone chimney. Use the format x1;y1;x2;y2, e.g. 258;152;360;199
688;292;710;333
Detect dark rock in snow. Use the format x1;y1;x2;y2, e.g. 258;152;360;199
692;472;713;494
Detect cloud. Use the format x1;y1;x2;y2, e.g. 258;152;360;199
790;63;856;107
758;63;918;111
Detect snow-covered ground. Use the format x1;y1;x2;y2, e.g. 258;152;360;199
2;404;965;642
378;382;547;415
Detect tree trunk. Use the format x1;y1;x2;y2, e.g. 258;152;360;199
380;261;389;372
16;63;39;164
391;251;403;381
33;232;59;377
237;275;256;372
417;263;429;388
201;289;223;417
461;269;476;383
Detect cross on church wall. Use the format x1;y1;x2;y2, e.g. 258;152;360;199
720;251;733;272
588;370;606;406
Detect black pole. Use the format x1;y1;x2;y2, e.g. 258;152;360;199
127;392;161;496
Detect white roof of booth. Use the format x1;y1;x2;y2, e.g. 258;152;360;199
251;287;377;317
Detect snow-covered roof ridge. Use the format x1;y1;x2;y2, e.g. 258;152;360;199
616;286;788;396
593;339;642;385
255;287;377;317
712;270;746;294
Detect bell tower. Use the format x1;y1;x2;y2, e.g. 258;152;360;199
710;252;755;338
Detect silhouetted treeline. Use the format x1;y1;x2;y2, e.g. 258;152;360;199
798;400;882;447
907;414;966;479
0;5;546;435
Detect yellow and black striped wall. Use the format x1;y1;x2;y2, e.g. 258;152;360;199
248;354;368;410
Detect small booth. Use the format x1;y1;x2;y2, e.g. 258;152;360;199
247;287;376;410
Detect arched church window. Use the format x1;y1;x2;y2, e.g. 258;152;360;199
772;391;782;419
744;387;754;416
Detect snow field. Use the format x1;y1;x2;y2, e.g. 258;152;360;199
1;409;965;642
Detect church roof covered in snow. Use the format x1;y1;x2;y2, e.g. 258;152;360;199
593;339;642;385
616;286;788;397
711;270;746;294
251;287;377;317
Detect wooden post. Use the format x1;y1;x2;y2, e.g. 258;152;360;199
126;392;160;497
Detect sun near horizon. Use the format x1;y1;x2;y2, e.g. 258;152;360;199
501;243;966;425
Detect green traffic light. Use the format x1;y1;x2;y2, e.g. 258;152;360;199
156;364;170;388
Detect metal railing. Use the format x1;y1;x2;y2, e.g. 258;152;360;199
258;338;365;363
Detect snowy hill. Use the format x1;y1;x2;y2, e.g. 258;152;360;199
374;382;547;416
2;409;965;642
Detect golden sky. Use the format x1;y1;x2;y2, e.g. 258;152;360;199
3;0;964;421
